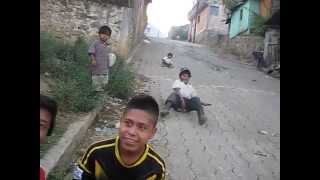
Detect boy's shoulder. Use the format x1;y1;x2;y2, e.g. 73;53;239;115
147;145;166;168
173;79;181;83
90;39;100;45
85;137;117;155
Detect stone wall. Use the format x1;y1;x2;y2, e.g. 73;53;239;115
40;0;150;59
204;33;264;61
223;35;264;61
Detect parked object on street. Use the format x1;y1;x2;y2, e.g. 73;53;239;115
254;151;268;157
258;130;269;135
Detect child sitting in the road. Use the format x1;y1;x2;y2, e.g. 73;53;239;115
161;52;174;68
40;94;58;180
161;67;208;125
73;94;166;180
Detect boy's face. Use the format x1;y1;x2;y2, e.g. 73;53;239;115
119;109;157;153
180;73;190;83
40;108;51;144
99;33;110;42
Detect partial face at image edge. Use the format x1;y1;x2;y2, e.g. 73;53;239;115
40;108;52;144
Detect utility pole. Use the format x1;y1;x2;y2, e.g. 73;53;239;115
193;0;200;43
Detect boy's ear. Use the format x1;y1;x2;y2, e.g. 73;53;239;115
150;127;157;139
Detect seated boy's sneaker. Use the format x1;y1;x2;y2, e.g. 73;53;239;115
197;111;207;125
160;110;169;117
199;115;207;125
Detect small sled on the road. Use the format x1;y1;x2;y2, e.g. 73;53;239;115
201;102;211;106
161;60;174;68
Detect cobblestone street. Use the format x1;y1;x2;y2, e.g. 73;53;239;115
131;38;280;180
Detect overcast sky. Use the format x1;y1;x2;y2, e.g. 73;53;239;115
147;0;195;36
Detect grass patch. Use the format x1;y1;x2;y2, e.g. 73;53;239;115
40;32;98;113
107;58;135;99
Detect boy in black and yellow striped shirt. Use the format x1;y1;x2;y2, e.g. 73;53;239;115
73;95;165;180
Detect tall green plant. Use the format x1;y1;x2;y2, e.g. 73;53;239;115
107;59;135;99
40;33;98;112
251;15;269;36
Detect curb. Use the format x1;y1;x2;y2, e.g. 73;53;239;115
40;102;104;177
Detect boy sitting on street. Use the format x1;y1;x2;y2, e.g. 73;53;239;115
161;52;174;68
73;94;166;180
160;67;208;125
89;25;113;92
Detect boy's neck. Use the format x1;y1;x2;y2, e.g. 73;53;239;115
180;79;189;84
119;145;146;166
100;39;108;44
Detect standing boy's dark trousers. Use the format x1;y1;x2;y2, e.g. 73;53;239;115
163;93;207;125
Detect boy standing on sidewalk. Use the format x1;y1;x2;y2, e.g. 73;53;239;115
89;26;112;92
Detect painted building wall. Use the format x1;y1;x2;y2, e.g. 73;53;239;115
196;6;209;35
207;4;228;34
260;0;272;17
229;0;260;38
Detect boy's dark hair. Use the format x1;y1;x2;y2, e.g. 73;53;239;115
99;25;112;36
124;94;159;125
40;94;58;136
179;67;192;77
167;52;173;57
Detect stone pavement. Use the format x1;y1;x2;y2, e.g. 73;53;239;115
130;38;280;180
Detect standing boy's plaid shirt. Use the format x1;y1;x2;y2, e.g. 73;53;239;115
88;40;111;75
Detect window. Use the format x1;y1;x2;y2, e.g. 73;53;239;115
197;15;200;23
210;6;219;16
240;9;243;21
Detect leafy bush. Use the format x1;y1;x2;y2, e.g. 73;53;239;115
251;15;269;36
107;58;135;99
40;32;97;112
